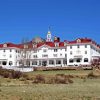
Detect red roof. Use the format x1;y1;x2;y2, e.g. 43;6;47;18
68;38;92;44
37;42;65;48
0;38;99;49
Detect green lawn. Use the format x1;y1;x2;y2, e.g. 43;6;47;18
26;70;91;76
0;70;100;100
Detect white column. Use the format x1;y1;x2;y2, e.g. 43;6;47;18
47;60;49;67
54;59;56;67
39;60;41;67
40;60;42;67
61;59;63;67
37;60;39;67
30;61;32;66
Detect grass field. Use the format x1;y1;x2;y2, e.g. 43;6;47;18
27;70;91;76
0;70;100;100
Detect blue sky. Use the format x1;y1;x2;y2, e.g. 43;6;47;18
0;0;100;44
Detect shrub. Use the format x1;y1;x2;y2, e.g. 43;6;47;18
32;74;74;84
55;75;67;84
0;68;28;79
67;78;73;83
55;74;73;84
87;71;97;79
19;77;26;81
32;74;45;83
24;80;30;84
87;69;100;79
22;74;28;79
3;72;10;78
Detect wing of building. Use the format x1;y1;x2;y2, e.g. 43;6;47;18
0;31;100;69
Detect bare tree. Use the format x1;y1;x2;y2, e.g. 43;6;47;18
91;58;100;69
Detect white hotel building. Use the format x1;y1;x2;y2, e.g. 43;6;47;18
0;31;100;69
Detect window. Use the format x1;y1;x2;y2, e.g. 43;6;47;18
63;59;67;64
70;51;72;55
54;49;58;52
64;42;67;46
49;60;54;65
85;51;87;54
69;59;73;63
70;46;72;49
16;50;17;53
32;61;37;65
77;45;80;48
24;45;28;49
53;54;57;57
3;49;5;52
2;61;7;65
77;39;81;43
33;55;37;58
10;55;12;58
34;50;37;53
55;43;59;47
76;58;81;63
3;44;7;47
39;61;41;66
65;49;67;51
9;61;13;66
33;44;37;48
42;55;48;57
60;54;62;56
85;45;87;48
43;49;47;52
84;58;88;62
18;50;20;53
65;54;67;57
56;60;61;64
10;49;12;52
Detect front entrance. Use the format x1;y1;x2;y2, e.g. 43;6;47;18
42;61;47;66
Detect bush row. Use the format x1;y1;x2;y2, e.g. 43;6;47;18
0;67;27;79
32;74;73;84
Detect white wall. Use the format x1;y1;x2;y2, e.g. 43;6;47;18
0;43;100;68
91;45;100;58
32;46;67;59
67;44;91;66
0;48;21;67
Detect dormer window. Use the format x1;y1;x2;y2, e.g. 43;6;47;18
3;43;7;48
24;44;28;49
33;44;37;48
77;39;81;43
55;43;59;47
64;42;67;46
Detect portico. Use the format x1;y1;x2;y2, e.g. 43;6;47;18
30;58;67;67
